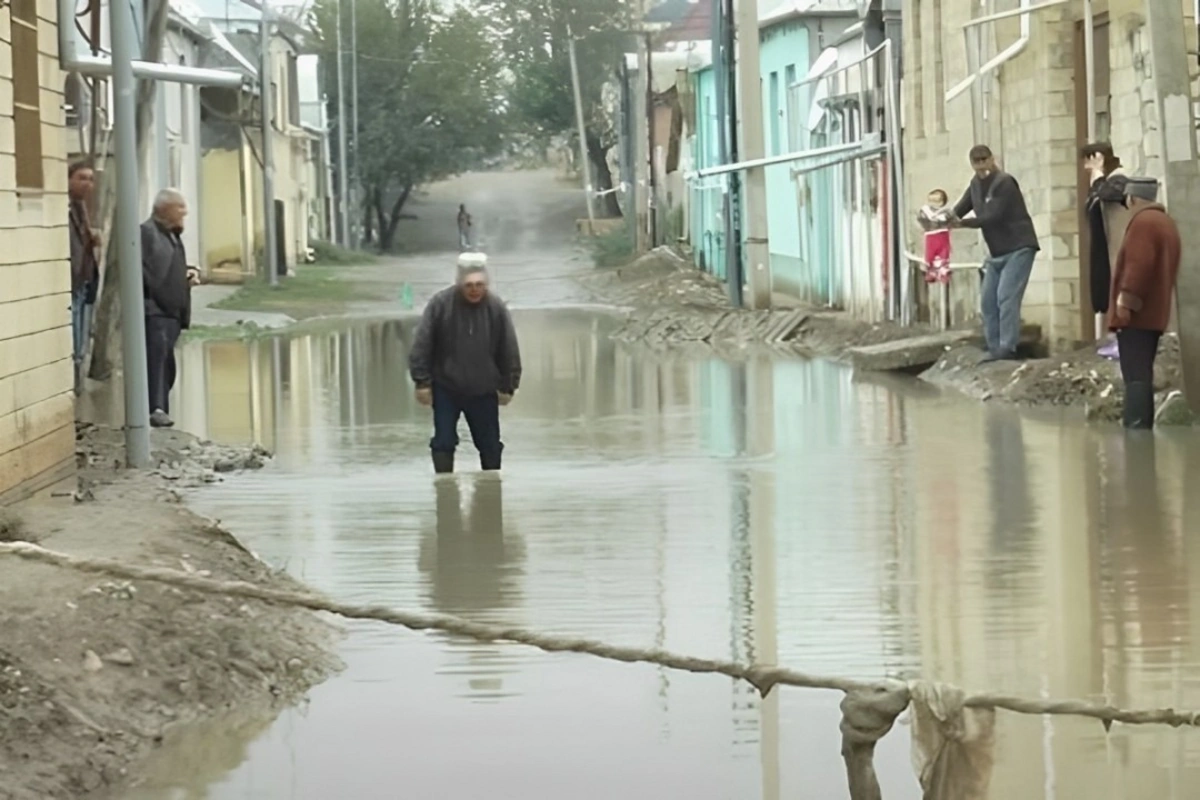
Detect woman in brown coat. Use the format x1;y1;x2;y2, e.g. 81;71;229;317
1108;176;1181;429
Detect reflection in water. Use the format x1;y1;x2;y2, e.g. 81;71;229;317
131;312;1200;800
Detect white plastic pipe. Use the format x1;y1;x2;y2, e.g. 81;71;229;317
945;0;1070;103
59;0;246;89
688;141;863;180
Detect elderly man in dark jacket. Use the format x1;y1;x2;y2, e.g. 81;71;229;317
1109;176;1181;430
142;188;199;429
408;253;522;474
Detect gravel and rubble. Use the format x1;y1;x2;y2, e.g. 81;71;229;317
0;424;342;800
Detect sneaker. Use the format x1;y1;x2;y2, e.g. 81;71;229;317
150;409;174;428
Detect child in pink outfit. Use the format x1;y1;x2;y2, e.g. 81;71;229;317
917;189;952;284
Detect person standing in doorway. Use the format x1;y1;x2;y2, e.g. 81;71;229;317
949;145;1040;362
1081;142;1130;360
409;252;522;474
68;160;101;395
457;204;473;251
142;189;200;428
1108;177;1180;430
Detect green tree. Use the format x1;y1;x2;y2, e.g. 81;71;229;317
481;0;630;217
309;0;506;251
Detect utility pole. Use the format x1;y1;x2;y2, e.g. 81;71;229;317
566;24;596;232
350;0;360;248
109;0;151;466
734;0;771;309
1145;0;1200;409
260;0;279;285
634;33;650;250
335;0;351;248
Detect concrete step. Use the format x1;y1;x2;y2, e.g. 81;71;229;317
847;324;1042;372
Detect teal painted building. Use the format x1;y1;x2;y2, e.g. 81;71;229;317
758;19;809;299
685;9;856;302
689;66;727;280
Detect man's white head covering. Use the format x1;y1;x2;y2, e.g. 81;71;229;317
457;251;488;282
457;252;488;269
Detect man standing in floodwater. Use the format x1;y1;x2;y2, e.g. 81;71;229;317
409;252;522;474
1108;176;1181;430
949;144;1040;362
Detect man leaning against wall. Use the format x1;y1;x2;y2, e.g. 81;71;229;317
68;160;101;396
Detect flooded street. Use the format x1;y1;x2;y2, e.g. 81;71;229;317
126;309;1200;799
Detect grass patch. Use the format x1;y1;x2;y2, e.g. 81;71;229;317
310;239;378;265
211;266;363;319
585;224;635;268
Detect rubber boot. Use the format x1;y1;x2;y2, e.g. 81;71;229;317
1122;382;1155;430
479;451;502;471
432;451;455;474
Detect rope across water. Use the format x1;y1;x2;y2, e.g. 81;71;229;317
2;540;1197;797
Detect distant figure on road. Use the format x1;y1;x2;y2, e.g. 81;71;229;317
949;144;1039;362
457;204;473;250
142;188;200;429
1108;177;1180;430
68;160;101;395
409;252;522;474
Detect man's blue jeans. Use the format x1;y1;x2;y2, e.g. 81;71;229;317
981;247;1036;357
431;384;502;467
70;286;93;366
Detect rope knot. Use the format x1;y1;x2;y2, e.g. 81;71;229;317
839;681;909;800
908;681;996;800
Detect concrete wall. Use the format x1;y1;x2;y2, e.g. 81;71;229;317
201;147;247;271
0;0;77;500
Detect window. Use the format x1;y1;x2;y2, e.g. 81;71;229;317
911;0;925;137
932;0;946;132
12;0;45;189
769;71;780;156
287;53;301;128
784;65;797;150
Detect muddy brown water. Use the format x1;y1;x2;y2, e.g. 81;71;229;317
124;309;1200;799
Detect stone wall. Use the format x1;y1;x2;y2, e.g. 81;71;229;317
0;0;76;500
903;0;1086;348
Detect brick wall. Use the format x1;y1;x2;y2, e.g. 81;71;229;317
0;0;76;501
903;0;1082;347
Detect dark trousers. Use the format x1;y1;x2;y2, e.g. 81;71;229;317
1117;328;1161;429
1116;328;1162;384
431;384;501;458
146;315;181;414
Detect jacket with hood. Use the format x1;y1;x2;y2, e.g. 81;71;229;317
409;286;522;396
1085;167;1131;314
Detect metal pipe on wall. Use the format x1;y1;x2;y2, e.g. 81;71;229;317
57;0;245;88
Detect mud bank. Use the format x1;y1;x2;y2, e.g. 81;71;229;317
0;425;342;800
924;335;1192;424
582;248;1194;423
579;247;941;356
